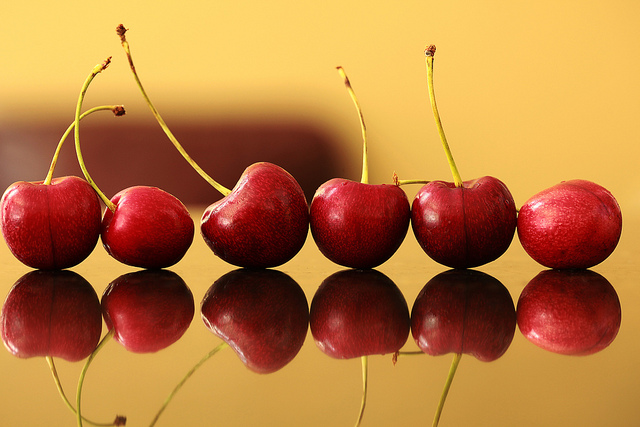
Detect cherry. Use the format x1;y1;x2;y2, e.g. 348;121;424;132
517;269;621;355
76;270;193;425
102;270;195;353
405;46;517;269
199;162;310;268
71;57;195;269
1;270;124;426
517;179;622;269
1;270;102;361
309;67;410;269
408;269;516;427
310;269;410;426
100;186;194;269
146;269;308;426
201;268;309;373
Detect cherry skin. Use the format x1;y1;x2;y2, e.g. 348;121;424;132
310;179;410;269
310;269;410;359
101;186;194;269
411;177;517;269
200;162;310;269
0;176;102;270
201;268;309;374
517;179;622;269
411;269;516;362
1;270;102;362
102;270;195;353
517;269;621;355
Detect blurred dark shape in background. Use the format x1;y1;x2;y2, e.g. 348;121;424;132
0;118;350;205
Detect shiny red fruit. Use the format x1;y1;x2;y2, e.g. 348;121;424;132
310;179;410;269
1;270;102;362
517;179;622;269
0;176;101;269
310;269;410;359
411;176;517;269
411;269;516;362
517;269;621;355
102;270;195;353
101;186;194;269
201;268;309;374
201;162;309;268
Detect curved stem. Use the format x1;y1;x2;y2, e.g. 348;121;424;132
337;66;369;184
73;58;117;211
44;105;125;185
76;331;117;427
432;353;462;427
354;355;369;427
116;24;231;196
46;356;123;427
425;45;463;187
149;342;228;427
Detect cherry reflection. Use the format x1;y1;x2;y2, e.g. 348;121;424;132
1;270;124;426
517;269;621;356
102;269;195;353
310;268;410;427
407;269;517;427
149;269;308;426
201;268;309;374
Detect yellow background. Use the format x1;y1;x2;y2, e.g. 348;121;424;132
2;1;639;212
1;1;639;426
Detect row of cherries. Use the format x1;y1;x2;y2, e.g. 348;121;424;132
0;28;623;276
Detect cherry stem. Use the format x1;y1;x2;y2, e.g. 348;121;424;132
44;105;125;185
148;342;228;427
425;45;463;187
76;331;118;427
73;58;118;211
354;355;369;427
395;179;431;186
116;24;231;197
432;353;462;427
45;356;123;427
337;66;369;185
392;172;430;188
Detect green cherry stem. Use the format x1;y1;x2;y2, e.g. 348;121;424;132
44;105;125;185
73;58;118;212
337;66;369;185
45;356;123;427
355;355;369;427
116;24;231;197
425;45;463;188
148;342;228;427
432;353;462;427
76;331;117;427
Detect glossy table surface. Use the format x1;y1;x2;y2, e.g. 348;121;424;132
1;206;638;427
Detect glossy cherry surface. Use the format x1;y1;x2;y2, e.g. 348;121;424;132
1;176;101;270
201;162;310;269
517;269;621;355
102;269;195;353
411;177;517;269
101;186;194;269
310;179;410;269
1;270;102;361
201;268;309;374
